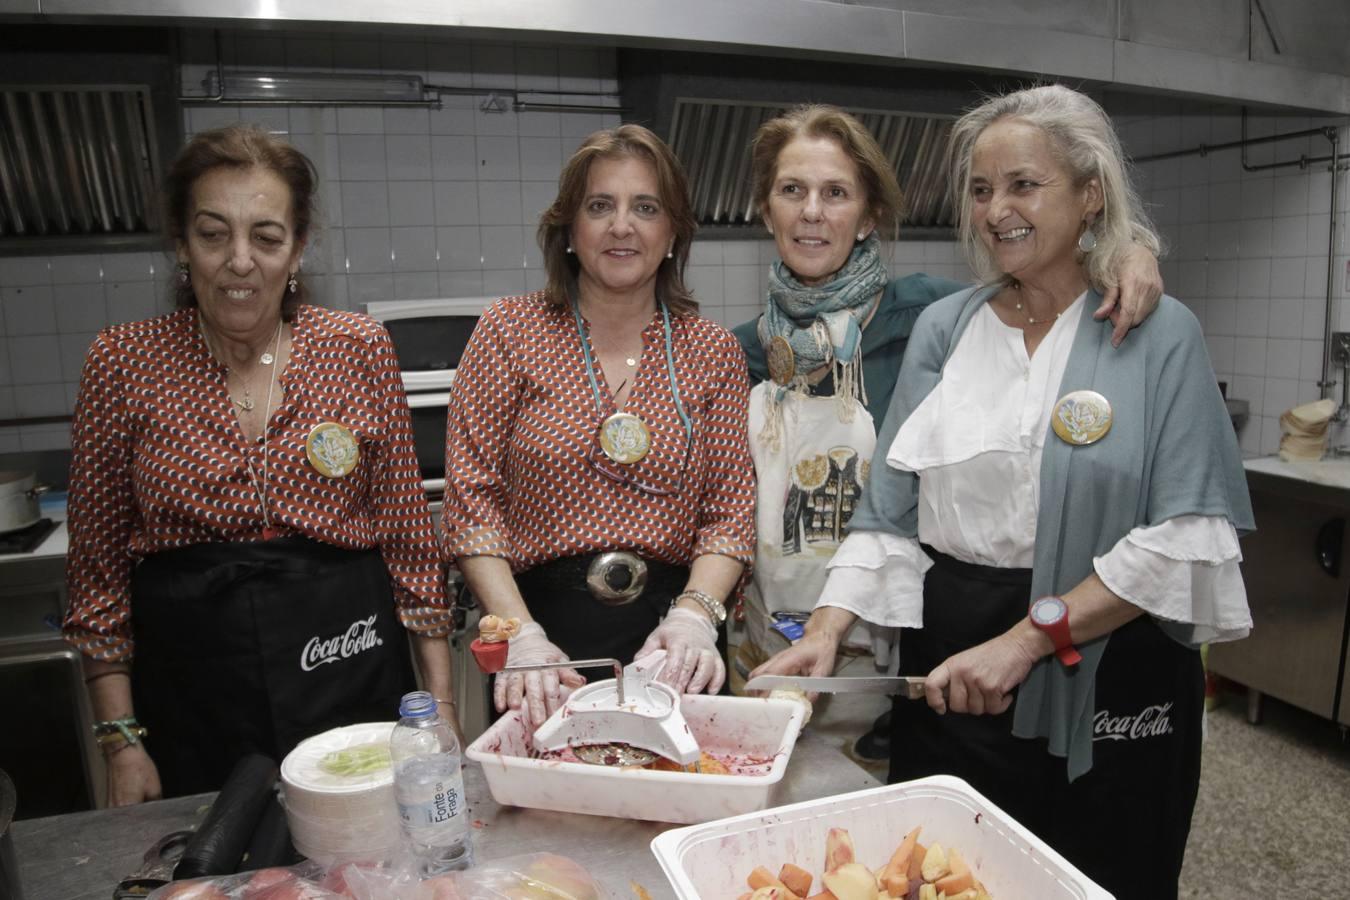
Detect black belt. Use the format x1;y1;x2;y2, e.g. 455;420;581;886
513;553;691;667
516;552;689;606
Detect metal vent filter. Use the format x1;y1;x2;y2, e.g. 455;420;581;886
668;99;955;230
0;85;161;238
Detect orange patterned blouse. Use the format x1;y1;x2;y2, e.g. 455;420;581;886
440;292;755;574
64;305;450;662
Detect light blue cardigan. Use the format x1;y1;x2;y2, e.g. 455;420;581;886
848;285;1255;779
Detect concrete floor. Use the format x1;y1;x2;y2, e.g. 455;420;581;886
1181;689;1350;897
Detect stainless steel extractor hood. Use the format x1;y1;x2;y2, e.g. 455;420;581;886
0;85;162;240
0;25;179;255
668;98;953;230
622;51;991;237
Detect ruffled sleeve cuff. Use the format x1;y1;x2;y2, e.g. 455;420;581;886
815;531;932;628
1094;514;1251;645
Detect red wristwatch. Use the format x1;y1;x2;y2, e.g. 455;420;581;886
1029;596;1082;667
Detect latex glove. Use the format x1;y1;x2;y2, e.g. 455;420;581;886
1093;241;1163;347
635;607;724;695
492;622;585;731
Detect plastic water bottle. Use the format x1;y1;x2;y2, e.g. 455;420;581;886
390;690;473;874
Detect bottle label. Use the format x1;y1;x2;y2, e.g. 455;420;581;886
396;773;467;836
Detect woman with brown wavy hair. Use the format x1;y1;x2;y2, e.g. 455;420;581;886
441;125;755;730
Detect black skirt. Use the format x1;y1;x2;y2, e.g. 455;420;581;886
130;536;416;797
889;546;1203;900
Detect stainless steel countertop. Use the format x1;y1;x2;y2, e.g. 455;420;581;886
12;729;880;899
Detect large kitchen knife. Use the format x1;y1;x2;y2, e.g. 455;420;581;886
743;674;930;700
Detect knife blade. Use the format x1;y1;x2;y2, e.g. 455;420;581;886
744;674;930;700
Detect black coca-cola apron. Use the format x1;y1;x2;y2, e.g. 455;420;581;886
130;536;415;797
889;547;1203;900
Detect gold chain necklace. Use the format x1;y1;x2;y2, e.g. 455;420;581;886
199;316;286;537
200;318;284;416
1009;283;1064;326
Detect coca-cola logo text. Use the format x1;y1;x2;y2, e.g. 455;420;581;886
300;615;384;672
1093;702;1175;742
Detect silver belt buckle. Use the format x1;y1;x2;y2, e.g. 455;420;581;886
586;551;648;606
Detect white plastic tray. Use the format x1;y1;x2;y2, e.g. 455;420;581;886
650;774;1113;899
465;694;805;824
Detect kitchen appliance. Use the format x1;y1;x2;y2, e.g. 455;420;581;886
527;651;701;767
0;519;57;555
364;297;492;501
0;471;48;534
0;769;23;900
744;673;930;698
0;552;101;817
366;296;494;743
650;775;1111;899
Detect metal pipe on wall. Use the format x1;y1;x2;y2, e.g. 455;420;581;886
1319;130;1341;411
1136;119;1346;418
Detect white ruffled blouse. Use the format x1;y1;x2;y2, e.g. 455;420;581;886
819;294;1251;644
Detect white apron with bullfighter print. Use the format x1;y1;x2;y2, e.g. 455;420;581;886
746;381;878;652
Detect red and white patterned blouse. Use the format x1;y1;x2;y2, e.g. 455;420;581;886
440;292;755;575
64;304;450;662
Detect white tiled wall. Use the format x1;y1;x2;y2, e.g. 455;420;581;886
0;31;971;454
12;35;1344;461
1110;95;1350;456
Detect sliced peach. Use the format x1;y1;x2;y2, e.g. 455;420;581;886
820;862;875;900
879;825;921;895
934;848;973;895
778;863;813;897
747;866;799;897
908;843;927;883
824;828;856;871
919;843;949;883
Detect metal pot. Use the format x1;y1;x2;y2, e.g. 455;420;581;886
0;769;24;900
0;471;47;534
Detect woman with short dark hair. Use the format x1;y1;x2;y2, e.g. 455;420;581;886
65;124;452;804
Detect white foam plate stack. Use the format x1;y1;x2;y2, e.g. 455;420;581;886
280;721;402;864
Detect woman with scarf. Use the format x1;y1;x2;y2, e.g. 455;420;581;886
751;87;1253;899
730;106;1163;730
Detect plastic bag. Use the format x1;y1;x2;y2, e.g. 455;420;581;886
147;853;604;900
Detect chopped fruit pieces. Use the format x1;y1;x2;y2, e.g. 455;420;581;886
741;826;993;900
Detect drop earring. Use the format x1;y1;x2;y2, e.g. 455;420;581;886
288;273;298;294
176;262;189;285
566;246;574;254
1077;227;1098;253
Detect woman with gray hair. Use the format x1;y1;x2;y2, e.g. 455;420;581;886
753;84;1253;898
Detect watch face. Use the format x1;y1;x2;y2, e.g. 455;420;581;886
1031;596;1067;625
